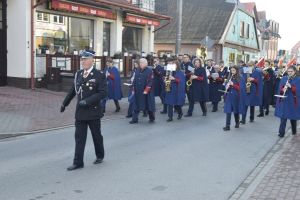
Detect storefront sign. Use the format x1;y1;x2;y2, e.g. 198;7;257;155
125;14;160;27
50;0;116;20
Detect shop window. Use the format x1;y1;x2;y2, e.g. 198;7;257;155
36;13;94;55
122;26;142;52
229;53;235;63
69;17;94;53
103;22;111;55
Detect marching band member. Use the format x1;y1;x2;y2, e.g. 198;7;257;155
185;58;209;117
240;61;263;124
209;65;225;112
152;58;167;113
164;60;185;122
126;60;139;118
182;54;194;107
223;66;246;131
258;60;275;117
129;58;155;124
102;58;123;113
275;66;300;137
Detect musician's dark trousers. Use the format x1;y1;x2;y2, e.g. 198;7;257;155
74;120;104;166
226;113;240;126
132;110;155;122
187;100;207;115
259;105;269;115
242;106;255;121
127;101;134;117
168;105;183;119
279;118;297;137
212;102;219;111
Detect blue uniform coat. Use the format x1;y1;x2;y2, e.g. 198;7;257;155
165;70;186;106
191;67;209;102
224;77;246;114
133;67;155;112
208;71;225;103
104;66;123;100
241;67;263;106
153;65;165;97
275;76;300;120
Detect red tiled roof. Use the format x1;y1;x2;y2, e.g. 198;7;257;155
241;2;256;13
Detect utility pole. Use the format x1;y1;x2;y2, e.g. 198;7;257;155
175;0;182;55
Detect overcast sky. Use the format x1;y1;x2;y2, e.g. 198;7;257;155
240;0;299;50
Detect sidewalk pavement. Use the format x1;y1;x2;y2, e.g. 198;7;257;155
0;86;129;138
229;130;300;200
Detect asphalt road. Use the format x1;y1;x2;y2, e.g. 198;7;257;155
0;105;280;200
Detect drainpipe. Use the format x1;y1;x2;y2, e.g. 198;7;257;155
30;0;35;90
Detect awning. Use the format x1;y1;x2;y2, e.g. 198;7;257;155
125;14;160;27
49;0;116;20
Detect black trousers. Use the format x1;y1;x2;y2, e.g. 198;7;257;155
132;110;155;122
74;119;104;165
242;106;255;121
168;105;183;119
279;118;297;136
226;113;240;126
187;100;207;115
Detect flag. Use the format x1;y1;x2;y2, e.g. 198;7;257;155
287;55;296;67
256;58;265;68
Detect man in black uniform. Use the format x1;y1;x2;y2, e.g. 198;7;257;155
60;50;107;171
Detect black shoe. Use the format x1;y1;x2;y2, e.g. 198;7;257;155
265;111;269;116
250;119;254;123
240;120;246;125
212;109;217;112
67;164;84;171
184;114;192;117
278;133;285;138
129;120;138;124
292;132;297;135
202;113;207;116
93;158;103;165
177;114;183;120
143;113;148;117
149;119;155;123
257;113;264;117
126;115;132;118
223;126;230;131
167;118;173;122
235;123;240;128
115;107;121;112
160;111;167;114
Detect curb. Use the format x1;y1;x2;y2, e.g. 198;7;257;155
227;127;295;200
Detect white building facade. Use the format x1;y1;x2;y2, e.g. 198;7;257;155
3;0;169;89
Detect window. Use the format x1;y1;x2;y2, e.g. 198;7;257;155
229;53;235;63
122;26;142;52
240;21;245;37
245;23;250;38
36;13;94;55
232;25;235;34
103;22;111;55
53;15;64;24
37;12;49;22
